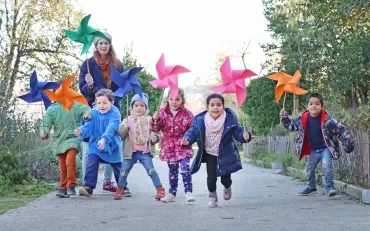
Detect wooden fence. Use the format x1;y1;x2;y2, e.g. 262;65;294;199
243;130;370;188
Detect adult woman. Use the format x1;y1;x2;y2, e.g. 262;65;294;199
78;32;130;196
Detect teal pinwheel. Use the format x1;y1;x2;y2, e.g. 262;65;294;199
64;14;107;55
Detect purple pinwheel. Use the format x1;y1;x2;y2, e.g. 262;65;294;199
110;66;143;99
18;71;60;109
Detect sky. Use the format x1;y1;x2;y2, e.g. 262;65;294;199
74;0;274;87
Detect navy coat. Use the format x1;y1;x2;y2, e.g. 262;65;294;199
183;108;252;177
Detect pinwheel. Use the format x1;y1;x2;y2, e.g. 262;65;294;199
149;53;190;106
18;71;60;109
209;56;257;108
110;66;143;99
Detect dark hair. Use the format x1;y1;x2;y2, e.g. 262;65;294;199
95;88;114;103
206;93;224;107
306;93;324;105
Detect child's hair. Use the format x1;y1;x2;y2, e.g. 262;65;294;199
165;88;186;106
95;88;114;103
306;93;324;106
206;93;225;107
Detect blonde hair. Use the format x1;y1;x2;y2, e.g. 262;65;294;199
165;88;186;106
95;88;114;103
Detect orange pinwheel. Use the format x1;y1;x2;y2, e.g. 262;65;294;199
43;75;88;110
267;70;308;103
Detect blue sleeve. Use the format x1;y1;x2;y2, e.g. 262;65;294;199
79;120;93;139
183;118;198;146
232;123;251;143
101;110;121;144
79;60;98;97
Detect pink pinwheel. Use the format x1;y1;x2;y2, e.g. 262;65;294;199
209;56;257;108
149;53;190;100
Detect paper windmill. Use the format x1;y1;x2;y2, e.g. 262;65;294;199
209;56;257;108
43;75;88;110
110;66;143;98
267;70;308;103
64;14;108;55
149;53;191;100
18;71;60;109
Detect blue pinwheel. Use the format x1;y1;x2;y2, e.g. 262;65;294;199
110;66;143;98
18;71;60;109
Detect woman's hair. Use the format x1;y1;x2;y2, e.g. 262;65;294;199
93;43;121;69
206;93;225;107
95;88;114;103
165;88;186;106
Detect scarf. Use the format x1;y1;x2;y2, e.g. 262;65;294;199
94;53;112;88
205;110;226;132
130;113;150;145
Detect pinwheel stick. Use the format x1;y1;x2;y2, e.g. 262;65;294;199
280;93;287;124
156;89;165;112
126;96;129;117
86;53;90;74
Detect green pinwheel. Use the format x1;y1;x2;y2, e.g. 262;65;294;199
64;14;107;55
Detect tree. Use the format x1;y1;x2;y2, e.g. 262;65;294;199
120;44;163;118
0;0;84;99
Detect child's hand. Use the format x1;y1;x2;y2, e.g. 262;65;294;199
84;112;92;120
153;111;159;120
123;120;129;129
97;139;105;150
74;128;82;136
150;134;157;142
40;131;47;140
243;131;250;141
181;138;189;146
280;109;287;118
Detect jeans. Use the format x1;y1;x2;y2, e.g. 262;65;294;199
117;151;162;189
82;141;114;184
205;154;231;192
306;148;334;191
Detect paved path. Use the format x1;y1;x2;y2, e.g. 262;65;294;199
0;160;369;231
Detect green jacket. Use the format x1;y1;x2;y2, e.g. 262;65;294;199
39;102;91;155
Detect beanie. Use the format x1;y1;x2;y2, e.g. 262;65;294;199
93;31;112;46
130;93;149;109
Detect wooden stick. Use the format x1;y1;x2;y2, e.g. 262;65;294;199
86;53;90;74
126;95;129;118
280;93;287;124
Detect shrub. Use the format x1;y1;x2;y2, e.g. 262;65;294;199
0;146;30;185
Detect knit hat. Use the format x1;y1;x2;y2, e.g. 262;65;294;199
130;93;149;109
93;31;112;46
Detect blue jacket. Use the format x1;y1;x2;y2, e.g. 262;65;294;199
78;106;123;164
183;108;252;176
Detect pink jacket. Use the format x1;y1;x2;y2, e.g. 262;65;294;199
151;105;194;162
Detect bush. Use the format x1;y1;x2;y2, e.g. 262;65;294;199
0;146;30;185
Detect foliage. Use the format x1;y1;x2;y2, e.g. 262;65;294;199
120;44;163;118
0;146;30;185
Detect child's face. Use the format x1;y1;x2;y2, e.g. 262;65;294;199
96;95;113;114
96;39;110;55
169;94;183;111
207;98;224;119
306;97;323;117
132;101;146;116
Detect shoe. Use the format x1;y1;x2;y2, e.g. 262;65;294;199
155;187;165;200
56;189;69;198
223;187;232;201
124;187;132;197
160;193;176;203
185;192;195;202
208;191;218;208
327;187;337;197
299;187;317;196
103;182;118;193
79;186;93;198
114;187;124;200
67;187;76;196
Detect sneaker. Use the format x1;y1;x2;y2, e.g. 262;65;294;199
299;187;317;196
124;187;132;197
223;187;232;201
56;189;69;198
79;186;93;198
155;187;165;200
208;191;218;208
185;192;195;202
67;187;76;196
114;187;124;200
327;187;337;197
161;193;176;203
103;182;117;193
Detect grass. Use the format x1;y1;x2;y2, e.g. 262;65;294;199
0;182;56;215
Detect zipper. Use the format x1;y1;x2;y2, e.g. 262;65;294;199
196;124;203;168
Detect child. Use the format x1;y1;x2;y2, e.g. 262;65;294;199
151;88;195;203
40;84;91;198
182;93;251;208
114;93;165;200
280;92;355;197
75;88;123;198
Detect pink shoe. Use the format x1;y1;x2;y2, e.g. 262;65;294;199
103;182;117;193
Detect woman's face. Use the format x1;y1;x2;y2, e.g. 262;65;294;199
96;38;110;55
